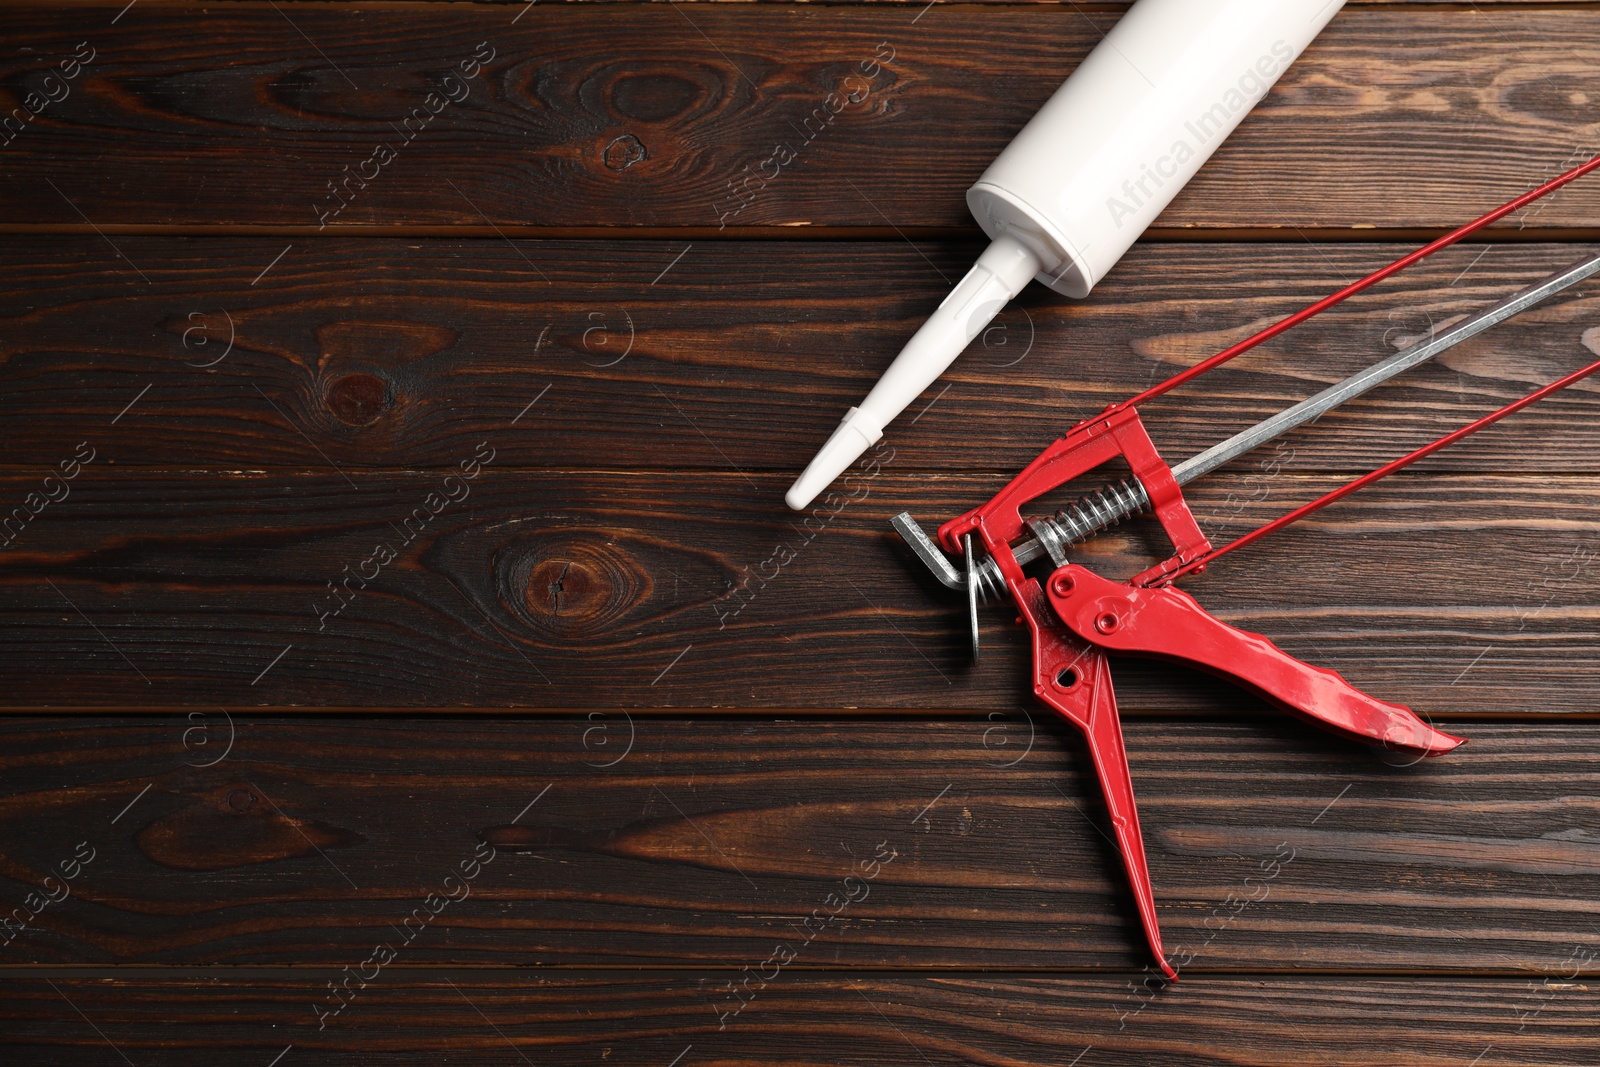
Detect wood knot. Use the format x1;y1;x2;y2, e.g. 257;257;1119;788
325;372;389;426
602;133;647;171
134;783;364;872
502;533;655;641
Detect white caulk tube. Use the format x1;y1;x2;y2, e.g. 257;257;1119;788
786;0;1345;511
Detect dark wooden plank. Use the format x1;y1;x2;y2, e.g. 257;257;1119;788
2;972;1596;1066
1;717;1598;972
2;6;1599;231
3;468;1598;710
157;1;1600;5
2;237;1599;474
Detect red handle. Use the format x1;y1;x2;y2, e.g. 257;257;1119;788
1014;580;1177;980
1045;565;1464;756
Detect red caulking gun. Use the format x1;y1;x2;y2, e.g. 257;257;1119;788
891;151;1600;978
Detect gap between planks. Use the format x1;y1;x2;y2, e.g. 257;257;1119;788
0;707;1587;721
5;224;1600;242
0;965;1576;979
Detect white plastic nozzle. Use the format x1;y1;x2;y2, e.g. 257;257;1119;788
784;405;883;511
787;234;1040;510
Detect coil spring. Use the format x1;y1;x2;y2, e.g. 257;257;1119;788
967;478;1151;605
1037;478;1151;561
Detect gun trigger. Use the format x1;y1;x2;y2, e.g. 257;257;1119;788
1045;565;1465;757
1014;578;1176;981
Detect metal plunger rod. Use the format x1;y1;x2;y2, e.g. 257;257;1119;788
1171;251;1600;486
1014;249;1600;568
1015;151;1600;562
1171;344;1600;580
1123;149;1600;409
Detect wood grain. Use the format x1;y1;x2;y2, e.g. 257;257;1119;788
2;717;1598;973
3;1;1599;1056
2;972;1597;1066
2;238;1599;474
1;6;1599;231
1;469;1598;710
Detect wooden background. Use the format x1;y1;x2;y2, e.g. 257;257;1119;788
2;1;1599;1062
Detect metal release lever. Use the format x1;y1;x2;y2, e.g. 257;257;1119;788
891;513;1002;659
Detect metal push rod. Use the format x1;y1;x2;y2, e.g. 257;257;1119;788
1170;345;1600;579
1171;251;1600;486
1123;151;1600;409
905;248;1600;596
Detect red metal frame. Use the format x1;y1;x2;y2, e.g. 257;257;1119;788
937;405;1211;589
